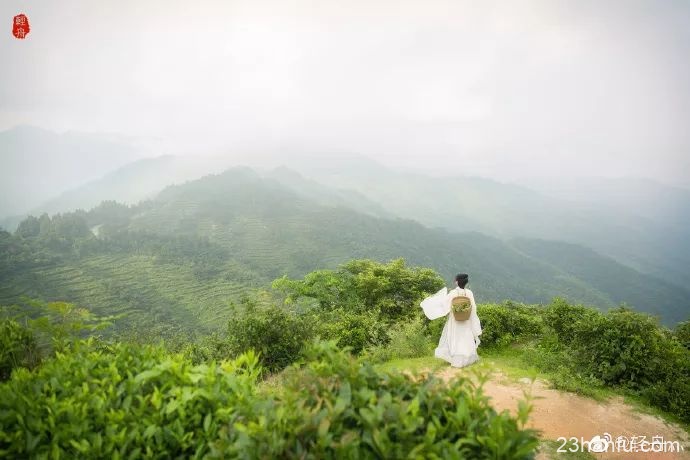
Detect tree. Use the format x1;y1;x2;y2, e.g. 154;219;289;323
273;258;444;322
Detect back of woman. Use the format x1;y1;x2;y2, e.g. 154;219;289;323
428;273;482;368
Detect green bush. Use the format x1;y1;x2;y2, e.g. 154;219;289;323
520;334;605;398
314;308;389;355
366;316;434;362
640;339;690;422
253;341;540;459
179;332;232;365
3;299;114;356
518;300;690;422
542;298;598;346
569;306;672;388
0;319;39;381
555;305;690;421
0;340;540;458
227;303;314;373
475;302;543;348
674;320;690;350
273;258;444;323
0;340;263;458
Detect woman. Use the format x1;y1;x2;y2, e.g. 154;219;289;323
421;273;482;368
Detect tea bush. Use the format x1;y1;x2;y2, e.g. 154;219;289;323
0;340;263;458
179;332;233;365
226;303;315;373
366;315;434;362
640;340;690;422
541;298;599;346
313;308;389;355
0;340;540;459
569;306;673;388
522;301;690;422
475;302;544;348
560;306;690;421
232;341;541;459
0;319;39;381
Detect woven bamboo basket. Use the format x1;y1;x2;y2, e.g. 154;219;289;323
451;296;471;321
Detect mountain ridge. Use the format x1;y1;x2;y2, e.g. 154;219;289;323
2;167;687;331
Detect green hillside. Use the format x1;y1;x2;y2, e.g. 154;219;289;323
1;168;687;336
9;152;687;291
290;158;690;288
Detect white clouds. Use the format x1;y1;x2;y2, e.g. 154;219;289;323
0;0;688;185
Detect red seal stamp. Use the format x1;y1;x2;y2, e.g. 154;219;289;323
12;13;30;39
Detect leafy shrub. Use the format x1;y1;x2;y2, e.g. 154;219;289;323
0;340;263;458
227;303;314;373
250;341;539;459
3;299;114;355
273;258;444;322
542;297;599;345
640;338;690;422
314;308;389;355
558;306;690;421
674;320;690;350
423;310;448;343
476;302;543;348
179;332;233;365
517;301;690;422
366;316;435;362
569;306;673;388
0;319;39;381
0;340;540;458
521;334;605;398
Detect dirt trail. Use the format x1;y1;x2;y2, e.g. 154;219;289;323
433;364;690;460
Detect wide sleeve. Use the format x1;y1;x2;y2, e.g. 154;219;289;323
420;287;450;320
469;290;482;338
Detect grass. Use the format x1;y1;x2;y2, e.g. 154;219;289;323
375;355;446;374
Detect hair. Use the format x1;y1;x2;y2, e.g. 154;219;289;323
455;273;469;288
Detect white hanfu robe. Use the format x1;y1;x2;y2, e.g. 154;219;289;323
421;286;482;368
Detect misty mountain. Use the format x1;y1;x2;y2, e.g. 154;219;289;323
287;157;690;288
0;126;143;217
529;176;690;231
263;166;394;219
8;149;688;290
2;168;687;334
0;154;394;233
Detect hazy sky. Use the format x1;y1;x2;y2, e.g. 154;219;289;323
1;0;689;186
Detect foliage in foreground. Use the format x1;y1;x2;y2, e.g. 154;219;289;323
0;319;39;381
0;341;539;459
3;258;689;428
0;300;114;381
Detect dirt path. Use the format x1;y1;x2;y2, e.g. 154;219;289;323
433;364;690;460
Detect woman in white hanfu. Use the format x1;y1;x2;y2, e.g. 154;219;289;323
420;273;482;368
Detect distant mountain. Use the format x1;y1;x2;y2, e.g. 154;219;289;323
263;167;394;219
528;176;690;232
6;145;688;295
28;155;218;215
288;158;690;288
2;168;687;335
0;158;392;233
0;126;143;217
